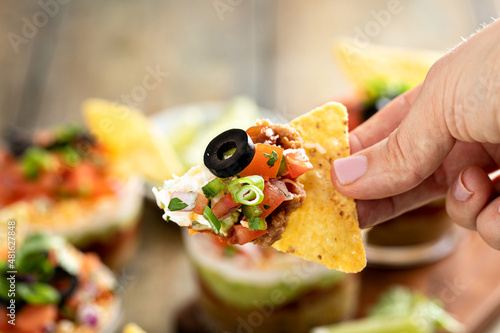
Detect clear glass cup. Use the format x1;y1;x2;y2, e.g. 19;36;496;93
181;231;359;333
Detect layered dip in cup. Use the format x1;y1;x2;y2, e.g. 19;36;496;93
182;231;359;333
0;234;121;333
0;125;143;269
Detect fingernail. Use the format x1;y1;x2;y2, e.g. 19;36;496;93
453;169;473;202
333;155;367;185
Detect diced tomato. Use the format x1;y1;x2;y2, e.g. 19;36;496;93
193;194;208;215
211;234;228;247
16;304;58;333
246;125;265;142
211;192;241;219
258;180;287;218
285;150;313;178
240;144;284;179
59;162;98;196
228;224;267;245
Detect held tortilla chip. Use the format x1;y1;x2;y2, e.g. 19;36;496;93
272;102;366;273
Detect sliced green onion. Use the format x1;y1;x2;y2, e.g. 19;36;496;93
248;217;267;230
228;176;264;201
242;205;262;219
203;206;221;234
202;178;227;198
235;185;263;206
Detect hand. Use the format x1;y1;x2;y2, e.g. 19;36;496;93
330;19;500;249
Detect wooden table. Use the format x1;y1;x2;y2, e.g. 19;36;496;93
359;231;500;333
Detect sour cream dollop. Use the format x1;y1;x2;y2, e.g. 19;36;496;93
152;165;216;227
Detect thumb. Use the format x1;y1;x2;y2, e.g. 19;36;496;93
331;86;456;200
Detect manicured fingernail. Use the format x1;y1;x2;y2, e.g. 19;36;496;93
333;155;367;185
453;170;473;202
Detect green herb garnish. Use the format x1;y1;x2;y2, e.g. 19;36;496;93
21;147;54;179
48;124;85;150
264;150;279;167
60;146;81;167
168;198;188;211
263;204;270;210
17;282;60;305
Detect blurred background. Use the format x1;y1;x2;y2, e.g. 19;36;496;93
2;0;499;129
1;0;500;332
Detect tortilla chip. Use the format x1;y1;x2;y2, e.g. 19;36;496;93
272;102;366;273
333;37;441;93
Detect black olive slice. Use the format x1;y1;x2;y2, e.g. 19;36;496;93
51;266;78;305
2;125;33;157
204;129;255;178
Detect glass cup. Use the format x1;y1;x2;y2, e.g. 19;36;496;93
181;231;359;333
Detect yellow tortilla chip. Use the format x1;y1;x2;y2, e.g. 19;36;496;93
272;102;366;273
82;99;184;183
334;37;442;92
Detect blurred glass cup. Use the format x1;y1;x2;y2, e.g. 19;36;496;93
181;231;359;333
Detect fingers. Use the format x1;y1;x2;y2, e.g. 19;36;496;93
445;166;493;230
333;96;456;200
333;20;500;201
349;84;422;153
354;141;496;227
356;174;446;229
477;198;500;250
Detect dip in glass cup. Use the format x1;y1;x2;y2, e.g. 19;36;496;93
181;231;359;333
